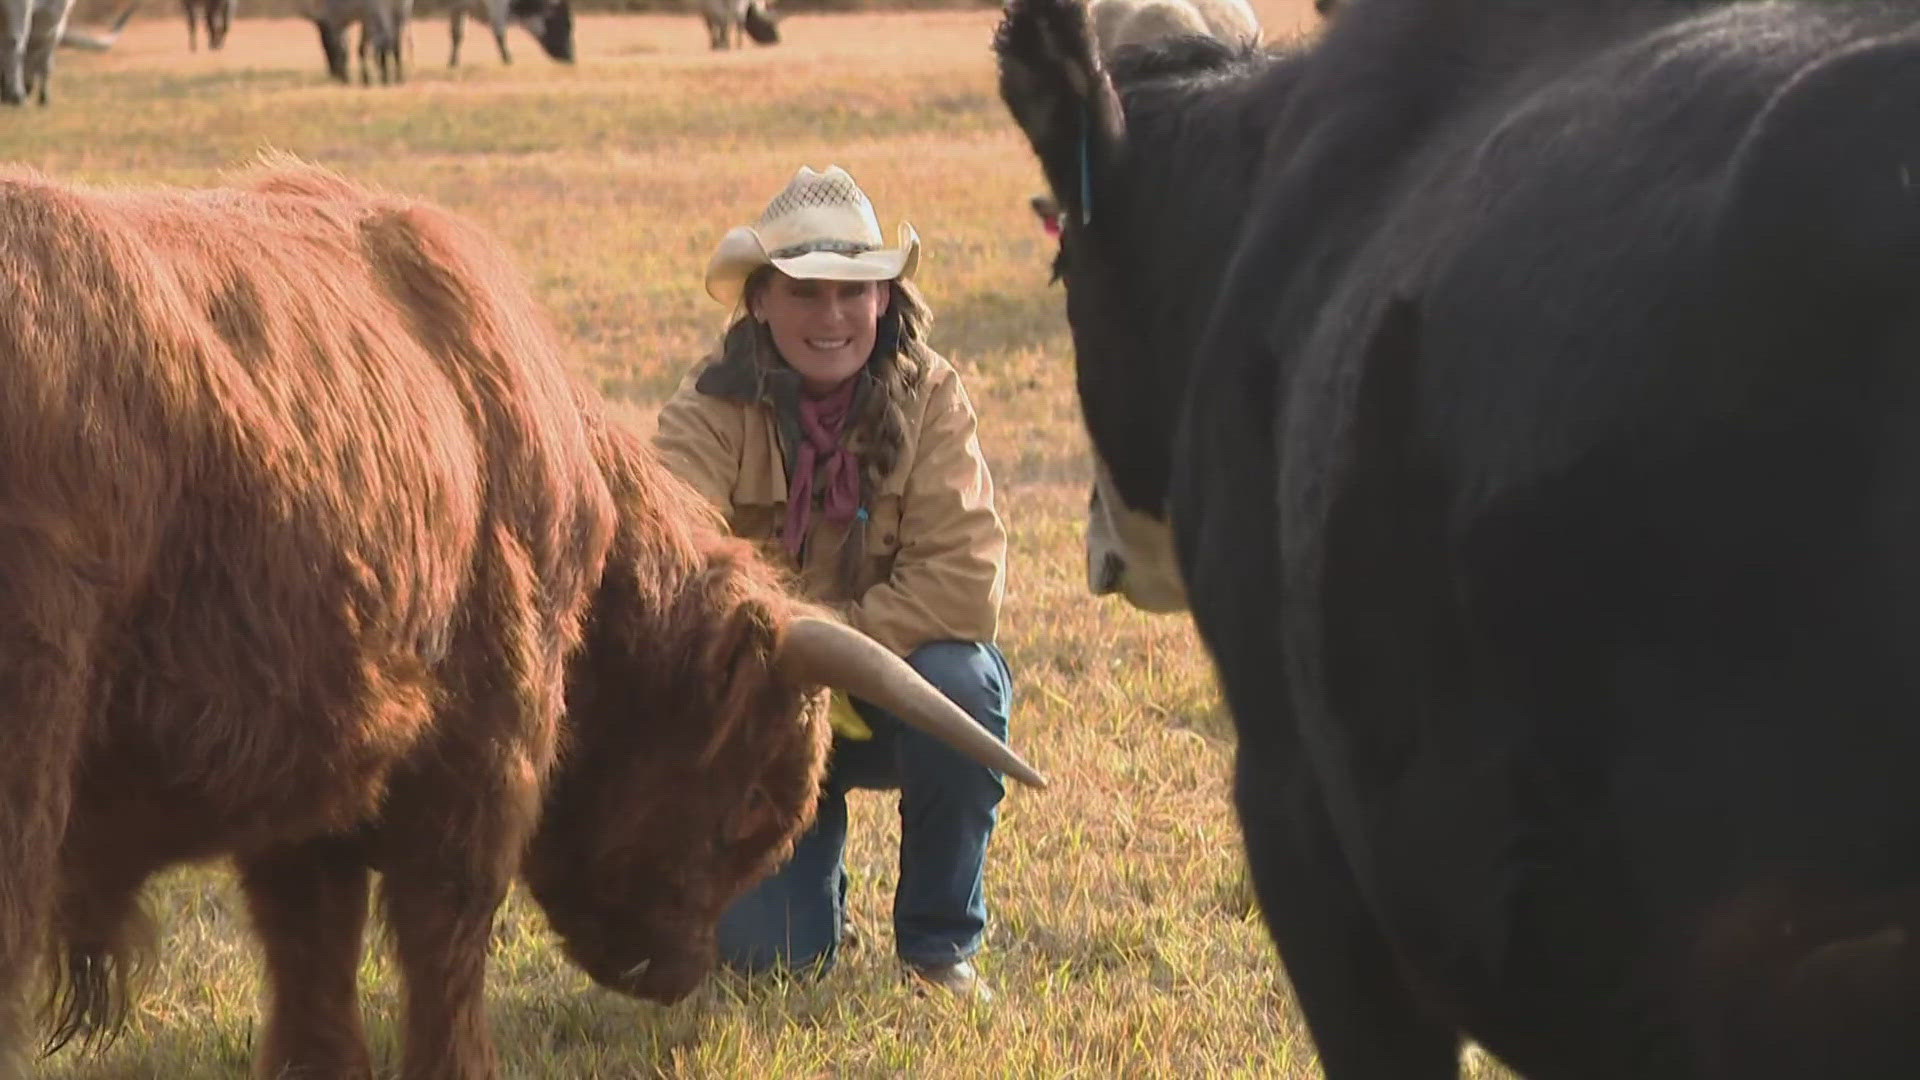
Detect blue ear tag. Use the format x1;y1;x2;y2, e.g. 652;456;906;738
856;506;870;523
1078;116;1094;226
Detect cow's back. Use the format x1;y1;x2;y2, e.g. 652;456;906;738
0;163;613;850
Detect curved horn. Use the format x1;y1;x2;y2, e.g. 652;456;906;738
774;616;1047;789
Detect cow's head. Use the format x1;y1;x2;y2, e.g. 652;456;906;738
743;0;780;45
524;426;1042;1001
999;0;1274;613
508;0;575;62
523;544;829;1002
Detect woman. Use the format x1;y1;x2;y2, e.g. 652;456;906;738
652;165;1011;1001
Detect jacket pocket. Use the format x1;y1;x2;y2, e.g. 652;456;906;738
728;502;780;547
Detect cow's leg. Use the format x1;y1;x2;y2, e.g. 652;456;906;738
448;7;463;64
378;764;530;1080
0;2;28;105
238;836;374;1080
1238;746;1460;1078
24;26;54;106
45;821;166;1058
0;560;98;1069
392;17;408;84
377;666;545;1080
315;18;347;82
1169;341;1459;1078
183;0;197;50
490;17;510;64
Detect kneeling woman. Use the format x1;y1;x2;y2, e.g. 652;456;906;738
653;165;1011;1001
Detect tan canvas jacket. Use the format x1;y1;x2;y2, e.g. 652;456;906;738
653;345;1007;657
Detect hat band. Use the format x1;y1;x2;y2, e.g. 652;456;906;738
768;239;878;259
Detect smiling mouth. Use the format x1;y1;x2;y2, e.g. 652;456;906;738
805;338;851;350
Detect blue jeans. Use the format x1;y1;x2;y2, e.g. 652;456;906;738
716;640;1012;973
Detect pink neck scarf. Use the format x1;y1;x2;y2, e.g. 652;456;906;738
784;377;862;561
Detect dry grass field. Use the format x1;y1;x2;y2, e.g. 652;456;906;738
4;7;1515;1077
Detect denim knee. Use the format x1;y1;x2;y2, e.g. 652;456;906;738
901;640;1012;740
878;640;1011;801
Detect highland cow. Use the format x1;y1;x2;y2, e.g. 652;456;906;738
0;159;1040;1079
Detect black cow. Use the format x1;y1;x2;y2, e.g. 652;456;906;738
998;0;1920;1076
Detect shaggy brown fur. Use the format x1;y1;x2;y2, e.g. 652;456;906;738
0;157;829;1079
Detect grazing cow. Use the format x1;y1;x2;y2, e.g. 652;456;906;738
701;0;776;51
0;0;74;104
305;0;412;83
0;159;1041;1077
182;0;234;50
445;0;573;67
1000;0;1920;1076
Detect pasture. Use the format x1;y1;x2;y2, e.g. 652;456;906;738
6;7;1506;1077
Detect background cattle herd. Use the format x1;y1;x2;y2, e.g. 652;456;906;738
18;0;1270;98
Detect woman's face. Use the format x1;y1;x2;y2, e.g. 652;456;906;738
752;273;890;394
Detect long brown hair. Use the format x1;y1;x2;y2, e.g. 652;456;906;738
721;268;932;594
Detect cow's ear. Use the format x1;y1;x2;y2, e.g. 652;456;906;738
996;0;1126;231
1030;194;1063;238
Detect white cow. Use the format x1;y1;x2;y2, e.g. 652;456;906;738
701;0;776;51
1086;0;1260;54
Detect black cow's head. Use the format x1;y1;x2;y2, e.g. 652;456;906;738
743;0;780;45
998;0;1277;613
509;0;575;62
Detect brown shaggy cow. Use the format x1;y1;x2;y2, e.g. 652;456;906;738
0;158;1041;1079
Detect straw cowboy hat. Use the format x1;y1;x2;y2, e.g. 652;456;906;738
704;165;921;309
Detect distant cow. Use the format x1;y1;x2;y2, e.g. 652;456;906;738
1002;0;1920;1076
182;0;234;49
0;0;75;104
305;0;412;83
0;159;1040;1075
446;0;573;67
702;0;776;51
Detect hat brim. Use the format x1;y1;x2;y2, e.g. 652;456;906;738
705;222;920;308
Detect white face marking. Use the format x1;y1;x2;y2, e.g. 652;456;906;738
1086;456;1187;614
